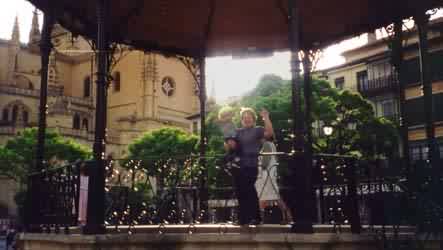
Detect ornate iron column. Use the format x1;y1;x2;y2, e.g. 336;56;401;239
197;0;214;223
302;52;313;164
288;0;314;233
35;5;54;172
391;20;410;171
25;8;55;233
83;0;109;234
198;56;208;222
416;13;438;167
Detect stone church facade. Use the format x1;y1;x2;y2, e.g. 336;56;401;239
0;11;200;157
0;12;200;219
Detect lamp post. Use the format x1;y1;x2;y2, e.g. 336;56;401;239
323;125;333;154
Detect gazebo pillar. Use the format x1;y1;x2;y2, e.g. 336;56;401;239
415;13;438;167
25;8;54;233
83;0;109;234
198;55;208;222
288;0;314;233
391;20;410;170
35;8;54;175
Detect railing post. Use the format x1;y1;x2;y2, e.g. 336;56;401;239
83;0;109;234
346;159;361;233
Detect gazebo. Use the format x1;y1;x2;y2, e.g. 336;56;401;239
23;0;442;239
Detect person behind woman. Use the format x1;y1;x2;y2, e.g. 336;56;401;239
255;140;293;224
231;107;274;225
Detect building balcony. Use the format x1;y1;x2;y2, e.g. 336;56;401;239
0;84;40;98
60;95;94;107
51;126;120;144
0;84;93;107
357;75;399;97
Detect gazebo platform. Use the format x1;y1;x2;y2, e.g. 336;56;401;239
18;224;424;250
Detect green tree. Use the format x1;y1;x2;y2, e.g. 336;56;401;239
126;127;199;184
246;74;284;97
0;128;92;224
0;128;92;184
238;75;399;159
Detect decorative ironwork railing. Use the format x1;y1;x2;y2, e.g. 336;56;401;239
357;75;399;97
27;163;81;233
25;153;443;235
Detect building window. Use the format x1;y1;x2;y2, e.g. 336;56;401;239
334;77;344;90
439;144;443;159
23;111;29;124
2;109;9;121
411;147;421;162
381;100;396;118
368;61;392;80
161;76;176;96
113;72;121;92
48;67;57;85
82;118;89;131
410;143;430;162
73;114;81;129
84;76;91;97
422;146;429;161
12;105;18;123
357;70;368;89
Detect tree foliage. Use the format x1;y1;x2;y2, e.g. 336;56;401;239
0;128;92;183
127;127;199;176
207;73;399;160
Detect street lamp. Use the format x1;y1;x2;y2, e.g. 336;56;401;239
323;125;333;154
323;126;333;136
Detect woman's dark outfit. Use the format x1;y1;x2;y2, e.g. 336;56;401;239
232;126;264;225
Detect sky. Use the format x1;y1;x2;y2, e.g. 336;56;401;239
0;1;441;102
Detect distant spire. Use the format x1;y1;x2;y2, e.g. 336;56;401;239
210;81;216;101
29;9;41;44
207;81;217;106
11;15;20;43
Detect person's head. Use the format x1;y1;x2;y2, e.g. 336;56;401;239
218;106;235;122
240;107;257;128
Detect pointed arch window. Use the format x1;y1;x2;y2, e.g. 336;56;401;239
48;67;57;85
113;72;121;92
73;114;81;129
2;109;9;121
82;118;89;131
84;76;91;97
12;105;18;123
23;110;29;124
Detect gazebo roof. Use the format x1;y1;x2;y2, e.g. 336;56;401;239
28;0;442;57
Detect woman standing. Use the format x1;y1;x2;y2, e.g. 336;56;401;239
232;107;274;225
256;140;293;224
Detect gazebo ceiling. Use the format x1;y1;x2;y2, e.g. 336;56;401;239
29;0;442;57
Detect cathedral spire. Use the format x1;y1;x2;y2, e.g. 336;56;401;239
209;81;216;101
206;81;217;108
7;16;21;84
29;9;41;44
11;15;20;44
